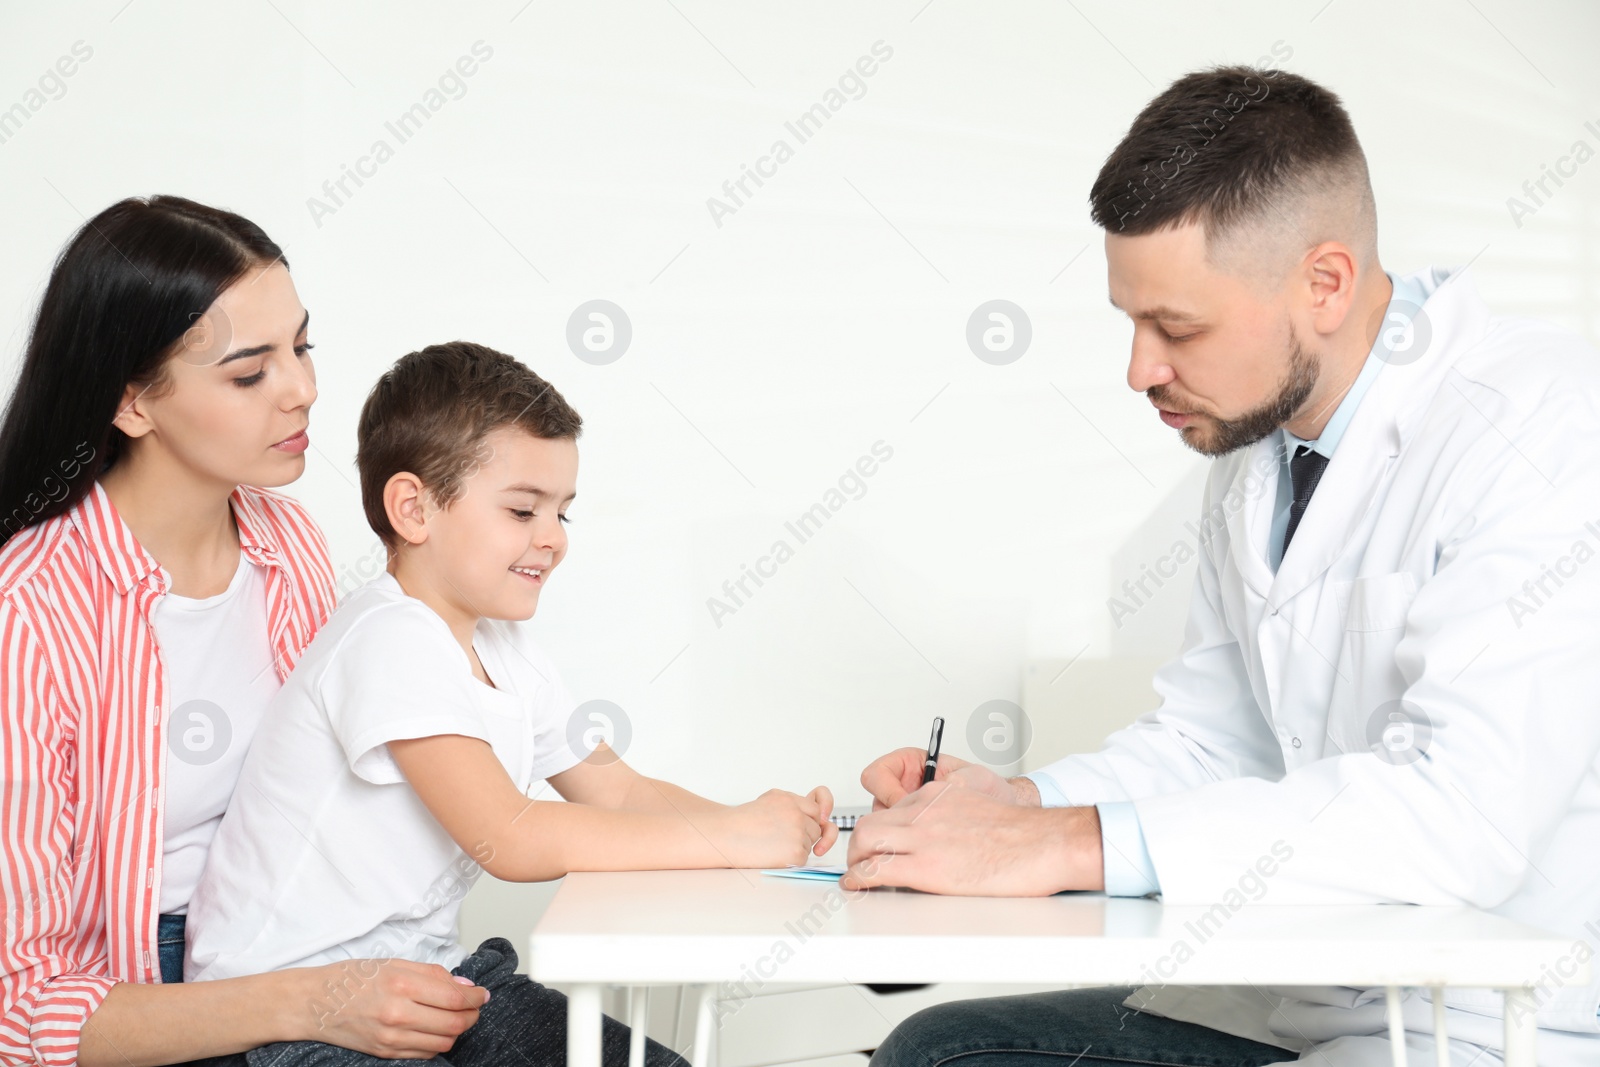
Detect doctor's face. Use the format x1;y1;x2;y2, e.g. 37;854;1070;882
1106;222;1320;457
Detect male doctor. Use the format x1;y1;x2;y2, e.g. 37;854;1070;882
848;66;1600;1067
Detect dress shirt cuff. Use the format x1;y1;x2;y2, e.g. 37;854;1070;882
1095;800;1162;897
1022;771;1073;808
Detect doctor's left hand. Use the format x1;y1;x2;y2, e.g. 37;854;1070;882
839;778;1105;896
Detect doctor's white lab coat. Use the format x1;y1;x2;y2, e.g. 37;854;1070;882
1031;266;1600;1066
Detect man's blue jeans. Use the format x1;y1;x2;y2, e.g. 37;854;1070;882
871;986;1292;1067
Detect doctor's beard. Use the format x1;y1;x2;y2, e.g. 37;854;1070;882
1149;324;1320;458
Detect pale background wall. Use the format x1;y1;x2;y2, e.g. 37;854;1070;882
2;0;1597;952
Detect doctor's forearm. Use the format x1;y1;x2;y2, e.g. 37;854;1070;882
1009;776;1151;894
1042;805;1105;892
1008;775;1042;805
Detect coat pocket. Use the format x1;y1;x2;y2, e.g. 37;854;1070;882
1330;572;1421;755
1342;571;1418;632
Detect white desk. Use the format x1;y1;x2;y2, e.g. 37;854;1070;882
528;869;1589;1067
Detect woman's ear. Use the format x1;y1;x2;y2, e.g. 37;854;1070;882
110;380;157;440
384;472;431;546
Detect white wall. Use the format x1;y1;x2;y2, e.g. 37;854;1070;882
4;0;1598;946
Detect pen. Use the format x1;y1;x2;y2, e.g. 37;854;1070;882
921;716;945;786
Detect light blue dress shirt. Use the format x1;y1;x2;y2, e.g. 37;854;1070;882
1029;271;1425;897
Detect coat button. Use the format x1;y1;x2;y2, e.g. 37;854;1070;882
1291;737;1302;748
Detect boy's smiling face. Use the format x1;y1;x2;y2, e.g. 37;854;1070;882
393;425;578;624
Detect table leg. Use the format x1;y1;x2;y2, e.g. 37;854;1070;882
629;986;650;1067
1502;987;1538;1067
568;983;604;1067
1431;986;1449;1067
690;983;718;1067
1385;986;1406;1067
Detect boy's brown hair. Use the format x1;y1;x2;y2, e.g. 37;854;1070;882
357;341;582;551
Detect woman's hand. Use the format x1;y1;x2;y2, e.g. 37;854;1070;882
706;787;832;868
292;958;489;1058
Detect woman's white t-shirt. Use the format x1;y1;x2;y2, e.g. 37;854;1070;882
184;570;585;981
152;553;281;915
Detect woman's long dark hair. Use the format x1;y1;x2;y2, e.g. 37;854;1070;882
0;195;286;550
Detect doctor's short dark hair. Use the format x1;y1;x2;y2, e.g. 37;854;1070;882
1088;65;1377;269
356;341;582;551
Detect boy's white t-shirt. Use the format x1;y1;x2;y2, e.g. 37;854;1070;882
184;570;586;982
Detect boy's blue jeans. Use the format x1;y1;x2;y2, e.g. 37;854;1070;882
157;914;684;1066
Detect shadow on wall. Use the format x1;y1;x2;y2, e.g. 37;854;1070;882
1108;459;1211;659
1023;462;1209;769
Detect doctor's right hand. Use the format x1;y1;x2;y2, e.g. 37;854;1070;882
860;747;1034;809
296;958;488;1058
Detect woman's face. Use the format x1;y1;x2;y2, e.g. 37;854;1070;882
113;261;317;490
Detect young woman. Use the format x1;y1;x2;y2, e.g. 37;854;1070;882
0;197;489;1066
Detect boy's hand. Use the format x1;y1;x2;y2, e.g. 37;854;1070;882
806;785;839;856
710;788;832;868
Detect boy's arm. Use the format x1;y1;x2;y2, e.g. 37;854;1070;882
549;744;841;854
387;733;828;878
544;743;723;813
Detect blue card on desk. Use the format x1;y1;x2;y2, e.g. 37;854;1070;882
761;864;847;881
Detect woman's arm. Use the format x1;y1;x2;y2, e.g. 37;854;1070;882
387;734;830;879
0;603;485;1067
0;601;122;1067
78;960;484;1067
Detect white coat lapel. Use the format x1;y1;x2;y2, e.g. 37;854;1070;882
1266;266;1486;610
1266;375;1400;608
1221;437;1280;602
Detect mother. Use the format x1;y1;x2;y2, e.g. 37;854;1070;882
0;197;488;1066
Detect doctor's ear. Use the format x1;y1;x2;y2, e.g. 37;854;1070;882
1301;241;1361;335
384;472;434;546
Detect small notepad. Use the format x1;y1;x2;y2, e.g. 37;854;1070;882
761;864;847;881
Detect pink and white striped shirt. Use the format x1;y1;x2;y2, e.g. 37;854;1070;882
0;480;335;1066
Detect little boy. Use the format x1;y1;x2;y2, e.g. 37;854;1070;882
186;342;836;1065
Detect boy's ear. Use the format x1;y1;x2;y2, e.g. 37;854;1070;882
384;472;432;546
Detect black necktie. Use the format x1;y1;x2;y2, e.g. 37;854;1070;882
1282;445;1330;556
